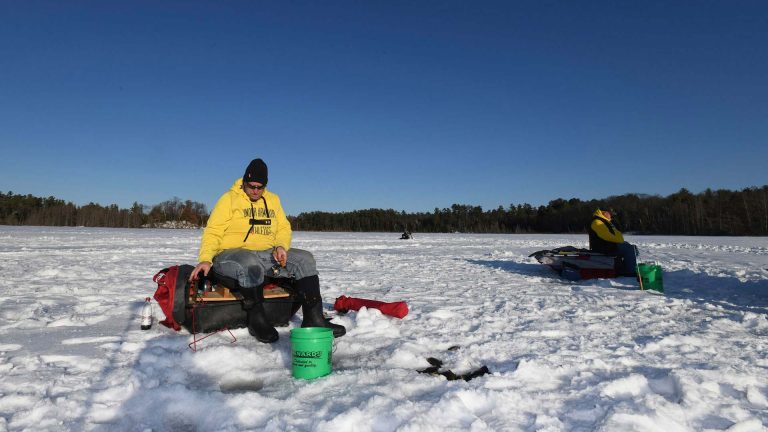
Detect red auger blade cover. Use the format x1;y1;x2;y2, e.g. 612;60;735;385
333;295;409;319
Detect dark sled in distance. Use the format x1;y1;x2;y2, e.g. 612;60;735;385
529;246;618;280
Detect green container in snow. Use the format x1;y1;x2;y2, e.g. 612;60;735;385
637;263;664;293
290;327;333;379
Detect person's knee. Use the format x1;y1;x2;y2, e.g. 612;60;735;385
236;249;264;267
291;249;316;265
213;249;266;288
289;249;318;276
246;265;265;284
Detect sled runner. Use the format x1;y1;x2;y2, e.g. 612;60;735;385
529;246;618;280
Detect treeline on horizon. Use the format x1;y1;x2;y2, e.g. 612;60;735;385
0;193;208;228
290;185;768;236
1;185;767;235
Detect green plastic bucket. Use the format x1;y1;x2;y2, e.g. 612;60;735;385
290;327;333;379
637;263;664;293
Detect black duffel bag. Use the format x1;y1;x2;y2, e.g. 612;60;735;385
153;265;298;334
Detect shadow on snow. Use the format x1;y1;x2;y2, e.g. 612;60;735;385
468;258;768;317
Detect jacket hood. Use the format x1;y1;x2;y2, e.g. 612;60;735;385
229;178;265;198
231;178;245;193
229;178;279;204
593;208;611;220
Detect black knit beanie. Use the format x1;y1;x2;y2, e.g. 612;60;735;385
243;158;268;186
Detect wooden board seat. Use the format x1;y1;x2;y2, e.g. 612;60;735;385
198;283;291;302
262;284;290;299
200;286;238;301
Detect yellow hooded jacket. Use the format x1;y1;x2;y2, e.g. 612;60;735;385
588;208;623;254
197;179;292;263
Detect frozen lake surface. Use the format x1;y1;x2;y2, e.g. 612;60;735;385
0;226;767;431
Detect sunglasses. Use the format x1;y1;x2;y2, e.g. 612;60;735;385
244;183;266;191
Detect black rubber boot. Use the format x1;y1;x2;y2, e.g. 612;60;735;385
294;275;346;338
242;288;278;343
301;301;346;338
248;302;279;343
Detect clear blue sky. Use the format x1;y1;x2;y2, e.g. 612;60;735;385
1;1;766;216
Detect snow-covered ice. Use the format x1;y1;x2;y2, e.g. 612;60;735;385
0;226;766;431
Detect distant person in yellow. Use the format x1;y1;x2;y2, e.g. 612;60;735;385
588;208;638;276
189;158;345;343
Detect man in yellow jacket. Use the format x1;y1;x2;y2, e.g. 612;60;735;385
588;208;638;276
190;158;345;343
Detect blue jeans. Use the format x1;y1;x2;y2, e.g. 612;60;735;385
211;248;318;288
616;242;638;276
